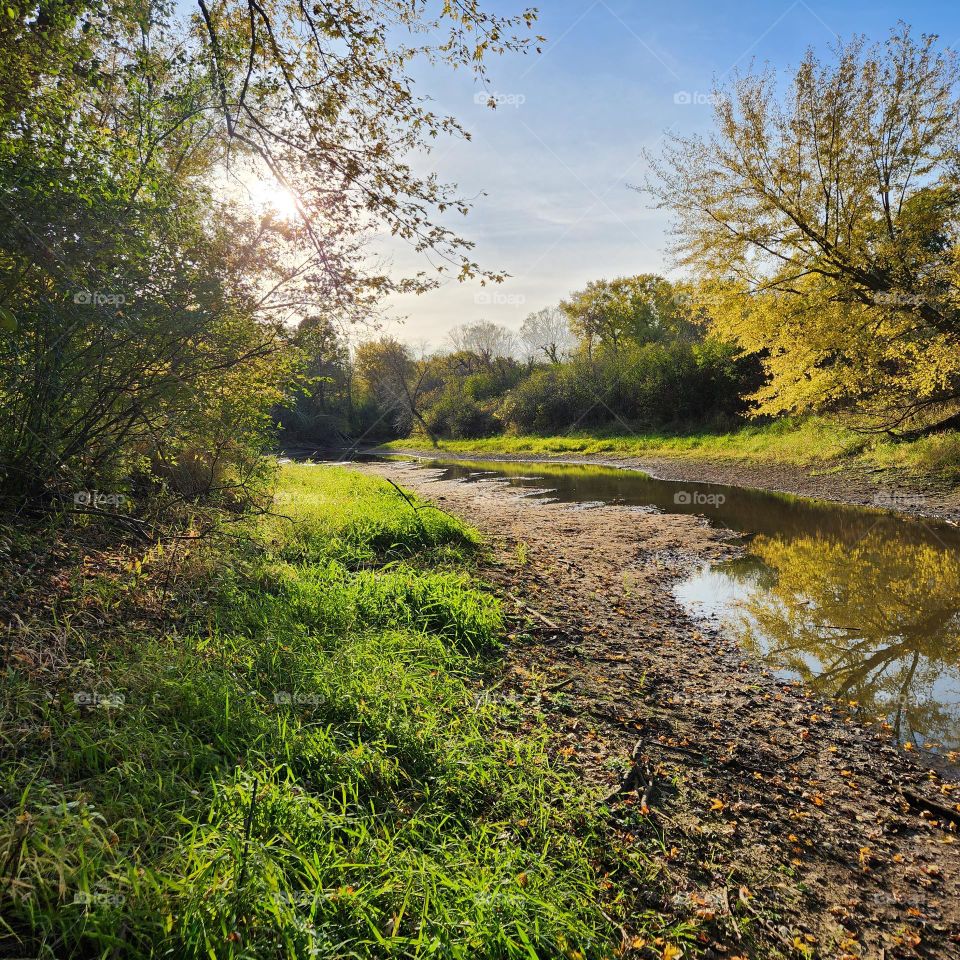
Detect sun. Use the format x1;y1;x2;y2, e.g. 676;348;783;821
243;177;300;221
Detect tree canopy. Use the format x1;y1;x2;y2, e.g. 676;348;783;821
648;25;960;434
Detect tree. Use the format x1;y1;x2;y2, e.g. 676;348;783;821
0;0;540;505
354;338;440;446
279;317;354;443
560;275;689;356
448;321;517;369
647;26;960;435
189;0;541;300
518;307;574;364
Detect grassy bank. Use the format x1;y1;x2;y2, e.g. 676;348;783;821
0;465;631;959
382;417;960;482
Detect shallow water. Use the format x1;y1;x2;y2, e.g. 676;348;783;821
403;456;960;756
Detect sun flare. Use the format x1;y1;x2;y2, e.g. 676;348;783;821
243;177;300;221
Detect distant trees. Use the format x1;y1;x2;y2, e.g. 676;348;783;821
448;321;518;370
648;26;960;436
307;275;761;445
560;275;693;356
354;339;441;446
519;308;575;364
279;318;354;445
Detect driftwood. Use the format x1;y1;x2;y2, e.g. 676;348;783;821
504;591;563;633
901;787;960;827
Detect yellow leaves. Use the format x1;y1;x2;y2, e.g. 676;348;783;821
792;933;817;958
709;798;725;812
662;945;684;960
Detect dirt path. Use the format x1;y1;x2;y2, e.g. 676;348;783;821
372;447;960;524
355;459;960;960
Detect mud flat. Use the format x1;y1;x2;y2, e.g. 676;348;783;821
375;446;960;525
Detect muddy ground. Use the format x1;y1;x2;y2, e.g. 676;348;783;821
351;458;960;960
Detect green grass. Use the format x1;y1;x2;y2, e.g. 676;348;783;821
0;465;627;959
381;417;960;482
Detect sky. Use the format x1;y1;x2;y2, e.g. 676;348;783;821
377;0;960;347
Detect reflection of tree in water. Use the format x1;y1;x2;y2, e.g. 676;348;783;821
728;534;960;750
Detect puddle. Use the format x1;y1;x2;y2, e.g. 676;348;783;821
401;456;960;758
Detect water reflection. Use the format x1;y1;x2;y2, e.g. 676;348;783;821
678;533;960;752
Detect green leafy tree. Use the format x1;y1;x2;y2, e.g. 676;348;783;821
560;275;692;357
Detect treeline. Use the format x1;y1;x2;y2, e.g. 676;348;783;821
280;274;765;447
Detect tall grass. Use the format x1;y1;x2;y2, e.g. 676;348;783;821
0;465;618;959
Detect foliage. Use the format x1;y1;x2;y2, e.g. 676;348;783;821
560;275;696;355
648;26;960;434
424;384;501;440
498;339;754;434
318;277;762;447
0;0;542;507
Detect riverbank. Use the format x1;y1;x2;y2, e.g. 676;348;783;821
379;419;960;485
352;458;960;960
0;467;628;959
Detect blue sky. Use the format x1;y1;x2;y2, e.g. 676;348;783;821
379;0;960;345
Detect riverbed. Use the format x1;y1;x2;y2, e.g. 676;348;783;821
342;454;957;763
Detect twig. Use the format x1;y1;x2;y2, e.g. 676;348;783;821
504;591;562;632
902;787;960;827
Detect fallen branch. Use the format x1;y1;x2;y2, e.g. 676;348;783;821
902;787;960;827
504;591;562;632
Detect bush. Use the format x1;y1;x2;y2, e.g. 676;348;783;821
500;341;756;434
499;366;589;433
424;385;501;440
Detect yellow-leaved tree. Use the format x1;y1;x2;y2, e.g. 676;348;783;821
646;25;960;436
